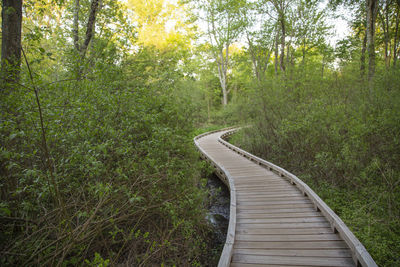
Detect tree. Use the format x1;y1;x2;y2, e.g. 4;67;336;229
377;0;399;68
127;0;191;50
72;0;101;79
294;0;331;65
330;0;380;81
197;0;248;106
1;0;23;87
257;0;294;73
268;0;294;72
394;1;400;66
366;0;379;82
246;24;276;82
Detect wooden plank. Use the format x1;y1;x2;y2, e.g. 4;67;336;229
237;196;307;202
237;194;303;199
236;212;322;219
231;254;354;267
224;168;268;172
230;172;271;177
237;198;308;203
235;233;342;242
233;248;352;258
237;195;304;200
231;263;304;267
234;240;349;249
233;174;277;178
234;183;291;188
237;200;312;206
233;181;288;185
236;222;331;229
237;217;326;224
237;207;315;214
233;186;300;192
237;203;314;210
232;175;283;180
236;227;334;235
235;181;288;185
236;193;303;197
233;175;286;179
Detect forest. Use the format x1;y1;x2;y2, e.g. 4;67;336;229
1;0;399;266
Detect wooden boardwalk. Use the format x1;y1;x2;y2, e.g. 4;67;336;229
194;128;377;267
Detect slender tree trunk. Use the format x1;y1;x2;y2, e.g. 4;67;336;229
261;50;272;80
81;0;100;59
217;47;228;106
360;31;367;78
279;16;286;72
73;0;80;51
393;4;399;67
247;35;260;81
274;28;279;75
286;41;290;68
1;0;23;87
207;94;211;122
221;77;228;106
74;0;100;80
385;4;391;68
366;0;379;83
379;5;391;68
247;33;272;82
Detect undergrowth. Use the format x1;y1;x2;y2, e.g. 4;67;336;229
0;77;217;266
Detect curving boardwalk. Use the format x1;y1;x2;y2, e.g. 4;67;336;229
194;128;377;267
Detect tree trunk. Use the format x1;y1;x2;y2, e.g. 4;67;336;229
74;0;100;80
286;41;290;67
247;34;260;81
360;31;367;78
217;47;228;106
247;33;272;82
81;0;100;59
279;16;286;72
366;0;379;83
1;0;23;87
221;77;228;106
207;94;211;122
274;28;279;75
393;3;399;67
73;0;80;51
379;3;391;68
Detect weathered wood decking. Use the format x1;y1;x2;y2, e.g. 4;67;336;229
194;128;377;267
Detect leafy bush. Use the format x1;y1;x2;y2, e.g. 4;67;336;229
0;71;215;265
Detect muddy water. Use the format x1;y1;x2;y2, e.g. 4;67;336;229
206;173;230;245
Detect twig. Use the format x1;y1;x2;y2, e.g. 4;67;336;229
21;47;66;216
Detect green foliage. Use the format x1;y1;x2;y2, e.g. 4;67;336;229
0;27;218;265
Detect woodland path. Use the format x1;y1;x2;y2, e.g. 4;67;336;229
194;128;377;267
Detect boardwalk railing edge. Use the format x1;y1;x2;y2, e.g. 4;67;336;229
218;128;377;267
194;127;237;267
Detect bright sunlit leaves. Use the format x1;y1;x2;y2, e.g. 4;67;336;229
126;0;193;50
